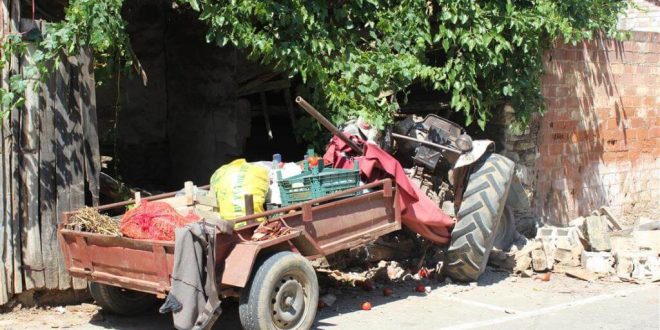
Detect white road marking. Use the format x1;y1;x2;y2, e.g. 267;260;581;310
437;285;654;330
440;295;522;314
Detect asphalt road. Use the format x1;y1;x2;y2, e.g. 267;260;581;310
1;269;658;330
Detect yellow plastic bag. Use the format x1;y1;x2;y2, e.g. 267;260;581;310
210;159;269;223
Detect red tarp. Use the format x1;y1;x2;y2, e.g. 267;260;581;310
323;136;454;244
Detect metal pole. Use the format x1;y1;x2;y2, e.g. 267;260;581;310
295;96;364;155
244;194;254;215
391;133;461;154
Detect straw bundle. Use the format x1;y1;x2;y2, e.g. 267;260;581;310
68;207;120;236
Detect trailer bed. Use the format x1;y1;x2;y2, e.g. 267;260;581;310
58;179;400;297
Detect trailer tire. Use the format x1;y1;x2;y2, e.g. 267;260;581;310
239;251;319;330
89;282;158;316
445;153;514;282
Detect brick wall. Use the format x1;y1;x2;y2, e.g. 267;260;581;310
533;32;659;224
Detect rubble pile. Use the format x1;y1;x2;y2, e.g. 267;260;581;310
504;207;660;283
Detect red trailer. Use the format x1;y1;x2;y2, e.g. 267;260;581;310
58;179;400;329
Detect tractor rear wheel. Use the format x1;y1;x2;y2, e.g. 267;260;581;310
445;153;515;282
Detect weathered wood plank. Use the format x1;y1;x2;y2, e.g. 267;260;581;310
68;54;86;290
19;35;45;290
0;0;11;306
54;54;72;290
9;0;23;295
38;55;59;290
0;122;8;305
79;48;100;207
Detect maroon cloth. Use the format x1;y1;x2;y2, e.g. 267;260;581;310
323;136;454;244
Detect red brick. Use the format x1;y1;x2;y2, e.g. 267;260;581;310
624;65;637;74
621;96;640;107
606;118;620;130
549;143;563;155
541;156;558;168
641;96;655;107
629;117;646;129
650;127;660;139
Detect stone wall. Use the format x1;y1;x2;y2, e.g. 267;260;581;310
617;0;660;33
505;31;659;225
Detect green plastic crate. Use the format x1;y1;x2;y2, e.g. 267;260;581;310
277;160;360;206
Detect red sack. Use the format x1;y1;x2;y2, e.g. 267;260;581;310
323;135;454;244
120;200;199;241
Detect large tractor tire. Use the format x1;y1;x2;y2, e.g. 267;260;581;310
493;205;517;251
89;282;159;315
445;153;515;282
239;251;319;330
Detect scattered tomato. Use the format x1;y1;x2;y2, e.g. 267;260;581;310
418;267;429;278
383;287;393;297
415;283;426;293
309;157;319;167
361;301;372;311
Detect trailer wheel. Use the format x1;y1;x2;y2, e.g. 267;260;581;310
89;282;158;315
239;251;319;330
445;153;514;282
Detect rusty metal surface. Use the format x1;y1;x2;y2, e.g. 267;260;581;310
295;96;364;155
58;179;400;295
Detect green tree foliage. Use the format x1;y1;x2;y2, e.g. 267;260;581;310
1;0;628;129
0;0;131;117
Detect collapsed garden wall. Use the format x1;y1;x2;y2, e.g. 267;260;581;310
505;31;659;225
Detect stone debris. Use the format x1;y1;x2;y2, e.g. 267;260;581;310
532;249;551;271
632;230;660;255
635;217;660;231
592;206;622;231
509;208;659;283
581;251;614;274
514;255;532;273
585;215;612;251
564;267;600;282
615;251;660;281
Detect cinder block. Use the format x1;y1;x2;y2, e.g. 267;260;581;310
532;249;550;272
581;251;614;274
585;215;612;251
535;226;582;248
616;251;660;280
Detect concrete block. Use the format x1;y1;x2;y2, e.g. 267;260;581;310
535;226;582;248
610;234;639;255
585;216;611;251
532;249;550;271
633;230;660;254
581;251;614;274
615;253;634;279
554;242;584;267
514;240;543;259
514;255;532;273
631;254;660;281
616;251;660;280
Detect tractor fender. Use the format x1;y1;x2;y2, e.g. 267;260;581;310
453;139;495;169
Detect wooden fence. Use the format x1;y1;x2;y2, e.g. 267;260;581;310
1;1;100;305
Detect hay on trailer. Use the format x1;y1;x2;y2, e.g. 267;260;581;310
67;207;121;236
